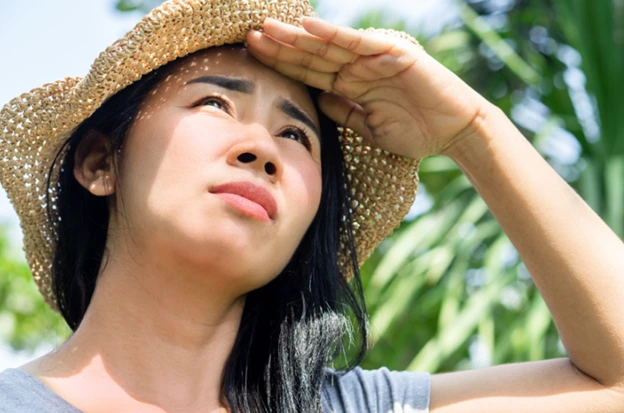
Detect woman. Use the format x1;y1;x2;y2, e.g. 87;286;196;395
1;0;623;412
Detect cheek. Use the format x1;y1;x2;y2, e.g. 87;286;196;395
116;114;227;228
285;157;323;219
129;115;228;186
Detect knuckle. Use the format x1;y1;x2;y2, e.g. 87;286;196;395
341;63;363;80
317;42;330;58
292;32;302;47
327;28;339;43
275;44;287;60
301;52;314;68
337;50;357;65
328;62;343;72
334;80;359;100
347;35;362;51
365;112;382;129
297;68;310;83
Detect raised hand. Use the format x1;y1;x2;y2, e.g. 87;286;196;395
246;17;492;160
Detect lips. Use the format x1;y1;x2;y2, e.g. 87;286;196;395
209;181;278;221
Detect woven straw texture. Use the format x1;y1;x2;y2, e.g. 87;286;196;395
0;0;421;313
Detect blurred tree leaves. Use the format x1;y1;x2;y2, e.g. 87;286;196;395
115;0;163;13
0;226;69;354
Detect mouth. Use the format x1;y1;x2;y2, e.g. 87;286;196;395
209;181;278;222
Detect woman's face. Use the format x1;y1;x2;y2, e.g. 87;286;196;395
111;46;323;293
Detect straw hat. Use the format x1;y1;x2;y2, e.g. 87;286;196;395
0;0;421;313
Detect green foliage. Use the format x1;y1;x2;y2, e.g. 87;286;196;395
551;0;624;234
115;0;163;13
0;227;70;354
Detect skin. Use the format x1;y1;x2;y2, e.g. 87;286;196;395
19;47;324;413
243;16;624;412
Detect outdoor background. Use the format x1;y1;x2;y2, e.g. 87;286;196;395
1;0;622;374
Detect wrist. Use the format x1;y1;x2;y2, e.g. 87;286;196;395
439;101;504;165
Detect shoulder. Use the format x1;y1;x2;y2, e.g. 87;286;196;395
322;366;431;413
0;368;38;409
0;368;81;413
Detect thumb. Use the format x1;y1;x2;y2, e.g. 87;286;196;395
318;92;374;144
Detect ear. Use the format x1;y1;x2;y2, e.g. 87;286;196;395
73;130;116;196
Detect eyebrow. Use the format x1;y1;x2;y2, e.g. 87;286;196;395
185;75;321;139
186;76;255;93
277;99;321;139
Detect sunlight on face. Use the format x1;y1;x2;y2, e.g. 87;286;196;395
112;46;323;294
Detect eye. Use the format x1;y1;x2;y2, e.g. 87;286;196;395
191;95;232;114
280;127;312;151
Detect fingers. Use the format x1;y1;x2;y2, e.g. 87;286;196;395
246;29;342;73
301;17;396;56
246;34;337;91
246;17;400;105
318;92;374;144
261;18;356;65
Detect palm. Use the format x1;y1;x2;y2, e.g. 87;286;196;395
246;17;488;160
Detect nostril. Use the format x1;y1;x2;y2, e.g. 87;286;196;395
265;162;276;175
238;153;257;163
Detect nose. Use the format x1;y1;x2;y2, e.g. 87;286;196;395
226;124;284;183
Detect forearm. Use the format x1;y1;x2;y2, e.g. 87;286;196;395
442;103;624;388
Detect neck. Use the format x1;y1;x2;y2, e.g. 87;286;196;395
42;240;246;412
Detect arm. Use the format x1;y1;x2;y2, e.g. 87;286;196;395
444;103;624;388
429;103;624;412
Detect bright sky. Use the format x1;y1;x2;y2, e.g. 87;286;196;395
0;0;456;369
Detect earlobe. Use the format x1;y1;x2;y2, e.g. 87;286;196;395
73;129;116;196
85;173;115;197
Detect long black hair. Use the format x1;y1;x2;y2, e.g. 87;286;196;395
47;45;368;413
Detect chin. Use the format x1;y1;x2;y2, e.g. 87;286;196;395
164;228;288;285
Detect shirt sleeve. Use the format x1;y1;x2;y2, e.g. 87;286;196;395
322;366;431;413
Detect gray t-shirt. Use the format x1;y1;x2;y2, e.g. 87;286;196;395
0;366;430;412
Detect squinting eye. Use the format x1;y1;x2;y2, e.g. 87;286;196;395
280;127;312;151
205;99;224;109
192;95;231;113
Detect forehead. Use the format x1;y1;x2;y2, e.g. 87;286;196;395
158;46;316;113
